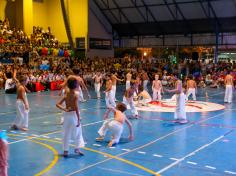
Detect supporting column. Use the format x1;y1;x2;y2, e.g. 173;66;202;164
214;31;219;63
23;0;33;35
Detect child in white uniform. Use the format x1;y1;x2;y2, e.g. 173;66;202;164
166;78;187;124
11;74;29;131
93;71;103;99
186;75;197;101
104;76;116;118
96;103;134;147
56;77;85;157
152;74;163;101
138;85;152;106
123;84;139;118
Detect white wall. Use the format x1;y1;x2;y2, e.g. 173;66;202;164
87;0;114;58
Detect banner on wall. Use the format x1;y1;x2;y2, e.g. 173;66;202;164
89;38;112;50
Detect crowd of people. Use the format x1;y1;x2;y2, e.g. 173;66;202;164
0;18;236;173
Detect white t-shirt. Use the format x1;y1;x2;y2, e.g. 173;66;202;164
5;79;15;90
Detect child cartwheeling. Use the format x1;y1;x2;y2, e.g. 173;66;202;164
56;77;85;157
96;103;134;147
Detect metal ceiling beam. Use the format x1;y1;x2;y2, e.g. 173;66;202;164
110;0;139;35
100;0;220;11
172;0;193;34
140;0;164;35
206;0;222;30
92;0;113;27
98;0;120;23
198;0;217;32
129;0;147;22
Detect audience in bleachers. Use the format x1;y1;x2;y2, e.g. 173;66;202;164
0;18;236;94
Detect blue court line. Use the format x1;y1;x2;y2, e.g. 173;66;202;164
156;130;234;174
63;111;228;175
7;120;105;145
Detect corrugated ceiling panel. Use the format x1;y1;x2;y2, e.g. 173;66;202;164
106;0;116;9
149;6;174;21
179;3;206;19
138;7;155;22
95;0;107;9
117;0;133;7
122;8;145;23
104;10;119;24
144;0;165;5
211;0;236;18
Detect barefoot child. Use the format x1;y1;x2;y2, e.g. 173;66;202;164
0;131;8;176
96;103;134;147
56;77;85;157
138;85;152;106
11;71;29;131
152;74;163;101
123;84;139;118
166;77;188;124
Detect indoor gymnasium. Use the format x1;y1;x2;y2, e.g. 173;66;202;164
0;0;236;176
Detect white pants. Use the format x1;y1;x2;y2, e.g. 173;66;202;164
143;80;148;91
126;81;130;90
224;85;233;103
105;91;116;109
63;111;85;151
174;93;186;120
111;85;117;100
153;88;162;101
94;83;101;98
98;119;123;144
139;98;152;105
187;88;196;101
14;100;29;128
123;96;138;116
78;86;85;101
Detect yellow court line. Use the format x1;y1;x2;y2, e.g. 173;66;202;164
8;135;59;176
0;112;62;127
27;137;160;176
32;140;59;176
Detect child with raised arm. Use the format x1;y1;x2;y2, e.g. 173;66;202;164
56;77;85;157
11;70;29;131
96;103;134;147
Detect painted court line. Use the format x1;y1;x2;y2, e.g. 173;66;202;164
187;161;197;165
205;165;216;170
97;167;145;176
153;154;163;158
65;112;228;176
93;144;102;147
225;171;236;175
122;149;131;151
170;158;179;161
8;120;105;145
156;130;234;174
137;151;146;154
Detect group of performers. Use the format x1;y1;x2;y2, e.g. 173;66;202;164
0;68;233;163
